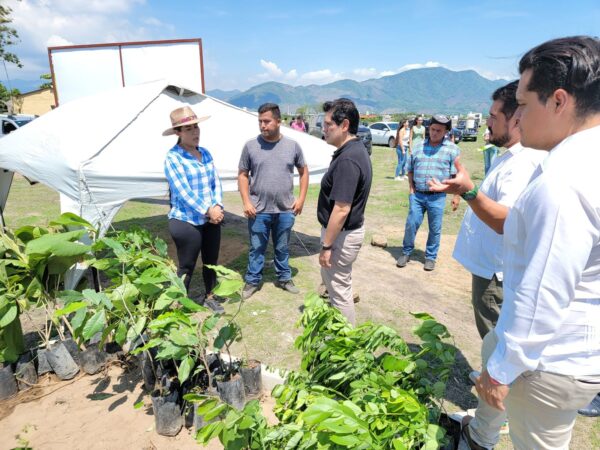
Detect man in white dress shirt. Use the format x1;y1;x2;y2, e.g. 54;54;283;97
453;81;546;340
430;35;600;449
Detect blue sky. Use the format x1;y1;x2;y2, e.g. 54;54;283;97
4;0;600;93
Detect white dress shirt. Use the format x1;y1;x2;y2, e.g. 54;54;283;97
453;143;546;281
487;125;600;384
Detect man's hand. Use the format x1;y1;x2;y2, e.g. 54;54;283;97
428;157;475;195
319;249;332;268
242;201;256;219
475;370;510;411
292;199;304;216
207;205;224;224
451;194;460;211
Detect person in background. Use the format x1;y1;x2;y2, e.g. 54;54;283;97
291;115;306;132
409;116;426;152
453;80;546;340
394;119;410;180
163;106;224;314
239;103;309;299
317;98;372;325
396;114;459;272
481;129;499;175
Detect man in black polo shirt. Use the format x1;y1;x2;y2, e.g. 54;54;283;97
317;98;372;325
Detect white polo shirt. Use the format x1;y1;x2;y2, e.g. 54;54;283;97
453;143;546;281
487;125;600;384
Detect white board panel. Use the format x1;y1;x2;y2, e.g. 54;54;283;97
121;43;203;94
51;47;122;105
49;40;204;106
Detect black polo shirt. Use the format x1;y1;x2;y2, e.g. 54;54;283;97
317;137;372;230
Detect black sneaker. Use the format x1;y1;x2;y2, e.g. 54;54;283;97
396;254;410;267
203;298;224;314
275;279;300;294
242;283;260;300
424;259;436;271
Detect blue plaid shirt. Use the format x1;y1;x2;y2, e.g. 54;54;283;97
408;138;460;192
164;144;223;225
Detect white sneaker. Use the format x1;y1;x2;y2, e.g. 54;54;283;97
394;176;402;181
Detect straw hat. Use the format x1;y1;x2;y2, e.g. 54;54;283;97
162;106;210;136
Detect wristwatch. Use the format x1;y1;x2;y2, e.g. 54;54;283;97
460;185;479;201
321;244;333;251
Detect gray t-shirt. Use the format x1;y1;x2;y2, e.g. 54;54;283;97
238;135;306;213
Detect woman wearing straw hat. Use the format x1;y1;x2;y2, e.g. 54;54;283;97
163;106;225;313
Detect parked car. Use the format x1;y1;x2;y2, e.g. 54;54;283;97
456;118;478;142
449;127;463;143
310;113;372;155
0;114;35;137
368;122;399;147
357;125;372;155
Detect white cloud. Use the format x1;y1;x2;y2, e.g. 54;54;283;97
352;67;378;78
397;61;442;72
299;69;343;84
4;0;162;80
260;59;284;77
46;35;74;47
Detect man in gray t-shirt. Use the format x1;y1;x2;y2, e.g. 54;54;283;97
238;103;309;299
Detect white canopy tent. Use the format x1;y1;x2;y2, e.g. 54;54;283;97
0;80;334;233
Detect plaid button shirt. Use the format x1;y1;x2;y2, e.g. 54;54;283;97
408;138;460;191
164;144;223;225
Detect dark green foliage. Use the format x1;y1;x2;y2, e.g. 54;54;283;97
193;294;456;449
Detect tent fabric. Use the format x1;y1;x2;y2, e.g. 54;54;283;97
0;80;334;233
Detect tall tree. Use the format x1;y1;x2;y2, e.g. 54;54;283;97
0;4;22;69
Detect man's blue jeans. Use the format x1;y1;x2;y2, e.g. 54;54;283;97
402;192;446;260
395;146;406;177
245;212;295;285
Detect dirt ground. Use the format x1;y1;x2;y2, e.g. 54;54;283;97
0;193;597;449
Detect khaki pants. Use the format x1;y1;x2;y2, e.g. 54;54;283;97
320;226;364;325
471;274;503;339
470;331;600;449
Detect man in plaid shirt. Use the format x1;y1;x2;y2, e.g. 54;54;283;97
396;114;459;271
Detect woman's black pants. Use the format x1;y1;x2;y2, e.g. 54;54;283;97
168;219;221;294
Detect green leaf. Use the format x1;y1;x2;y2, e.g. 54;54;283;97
330;434;362;446
49;213;94;229
178;356;194;383
411;312;435;320
136;267;169;284
156;341;187;360
177;295;208;313
25;230;90;256
0;304;18;327
134;400;145;409
115;321;127;345
202;315;220;333
169;329;198;347
203;402;227;421
212;278;244;297
82;309;106;340
432;381;446;398
154;292;175;310
54;301;87;318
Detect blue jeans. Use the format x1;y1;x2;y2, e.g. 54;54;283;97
402;192;446;260
395;146;406;177
245;212;295;285
483;147;499;175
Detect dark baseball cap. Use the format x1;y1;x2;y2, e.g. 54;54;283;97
430;114;451;130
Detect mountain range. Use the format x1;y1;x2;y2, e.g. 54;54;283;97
208;67;509;114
